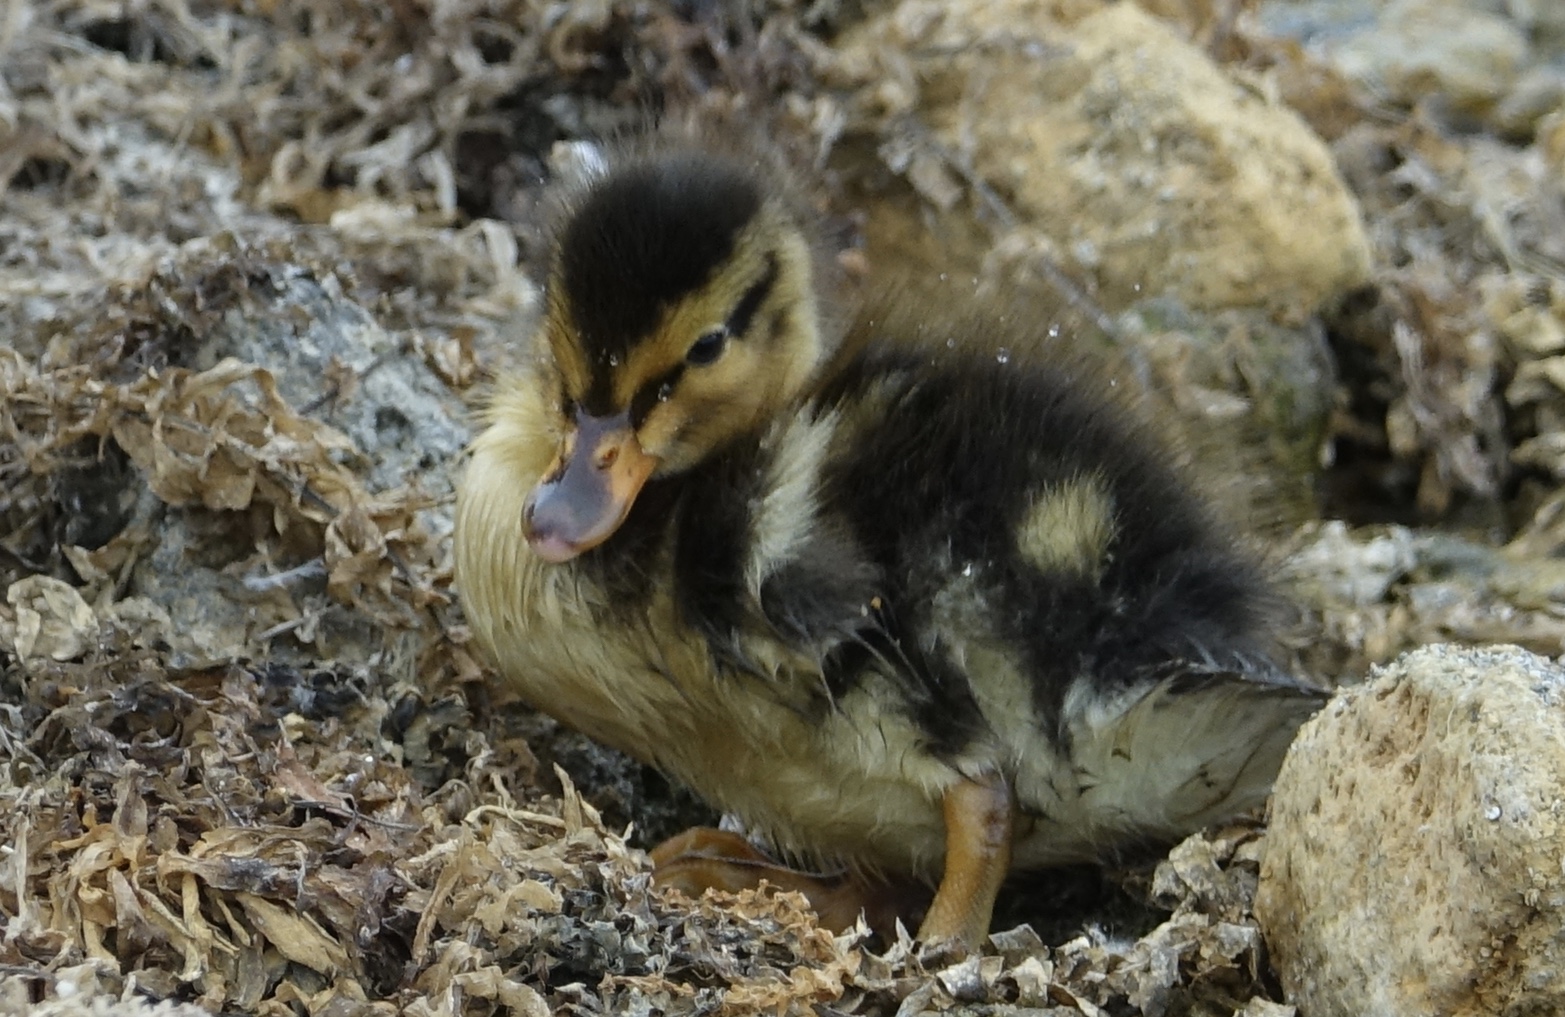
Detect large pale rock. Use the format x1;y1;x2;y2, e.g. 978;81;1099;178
838;1;1373;319
1257;644;1565;1017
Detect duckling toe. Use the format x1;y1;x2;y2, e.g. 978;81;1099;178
650;827;925;937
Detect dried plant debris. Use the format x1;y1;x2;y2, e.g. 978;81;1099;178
1265;45;1565;523
0;641;1294;1016
1280;518;1565;682
0;0;827;322
0;637;1253;1016
1320;117;1563;520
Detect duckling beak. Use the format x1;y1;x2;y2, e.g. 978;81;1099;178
523;409;659;563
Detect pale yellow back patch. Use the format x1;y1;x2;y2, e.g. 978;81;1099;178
1016;477;1116;577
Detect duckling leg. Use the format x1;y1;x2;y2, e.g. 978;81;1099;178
651;827;923;935
916;772;1014;955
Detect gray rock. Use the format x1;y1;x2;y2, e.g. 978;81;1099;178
183;266;471;509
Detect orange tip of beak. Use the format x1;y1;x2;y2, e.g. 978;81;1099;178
523;412;658;563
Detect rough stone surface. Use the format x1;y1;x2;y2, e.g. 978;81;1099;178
843;1;1374;318
1260;0;1562;138
1293;0;1532;112
127;250;472;665
1257;643;1565;1017
182;262;474;506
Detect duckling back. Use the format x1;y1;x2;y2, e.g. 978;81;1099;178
654;335;1319;858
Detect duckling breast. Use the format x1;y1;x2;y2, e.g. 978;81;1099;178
454;383;960;875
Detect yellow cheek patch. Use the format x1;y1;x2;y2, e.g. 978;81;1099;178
1017;477;1117;578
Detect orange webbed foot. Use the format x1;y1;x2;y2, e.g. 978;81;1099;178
650;826;926;937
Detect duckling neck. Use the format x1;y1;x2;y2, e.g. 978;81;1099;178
573;429;772;607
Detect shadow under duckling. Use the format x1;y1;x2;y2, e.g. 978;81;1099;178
453;135;1325;953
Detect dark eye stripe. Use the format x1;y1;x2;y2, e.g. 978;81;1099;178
630;363;687;427
624;254;782;426
724;252;780;340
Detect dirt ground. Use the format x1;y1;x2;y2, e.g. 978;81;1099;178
2;0;1564;1014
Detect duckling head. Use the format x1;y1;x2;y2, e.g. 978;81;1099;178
523;149;827;563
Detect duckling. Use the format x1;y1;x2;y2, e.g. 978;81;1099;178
454;136;1324;952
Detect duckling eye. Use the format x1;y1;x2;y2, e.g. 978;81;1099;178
686;328;728;366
